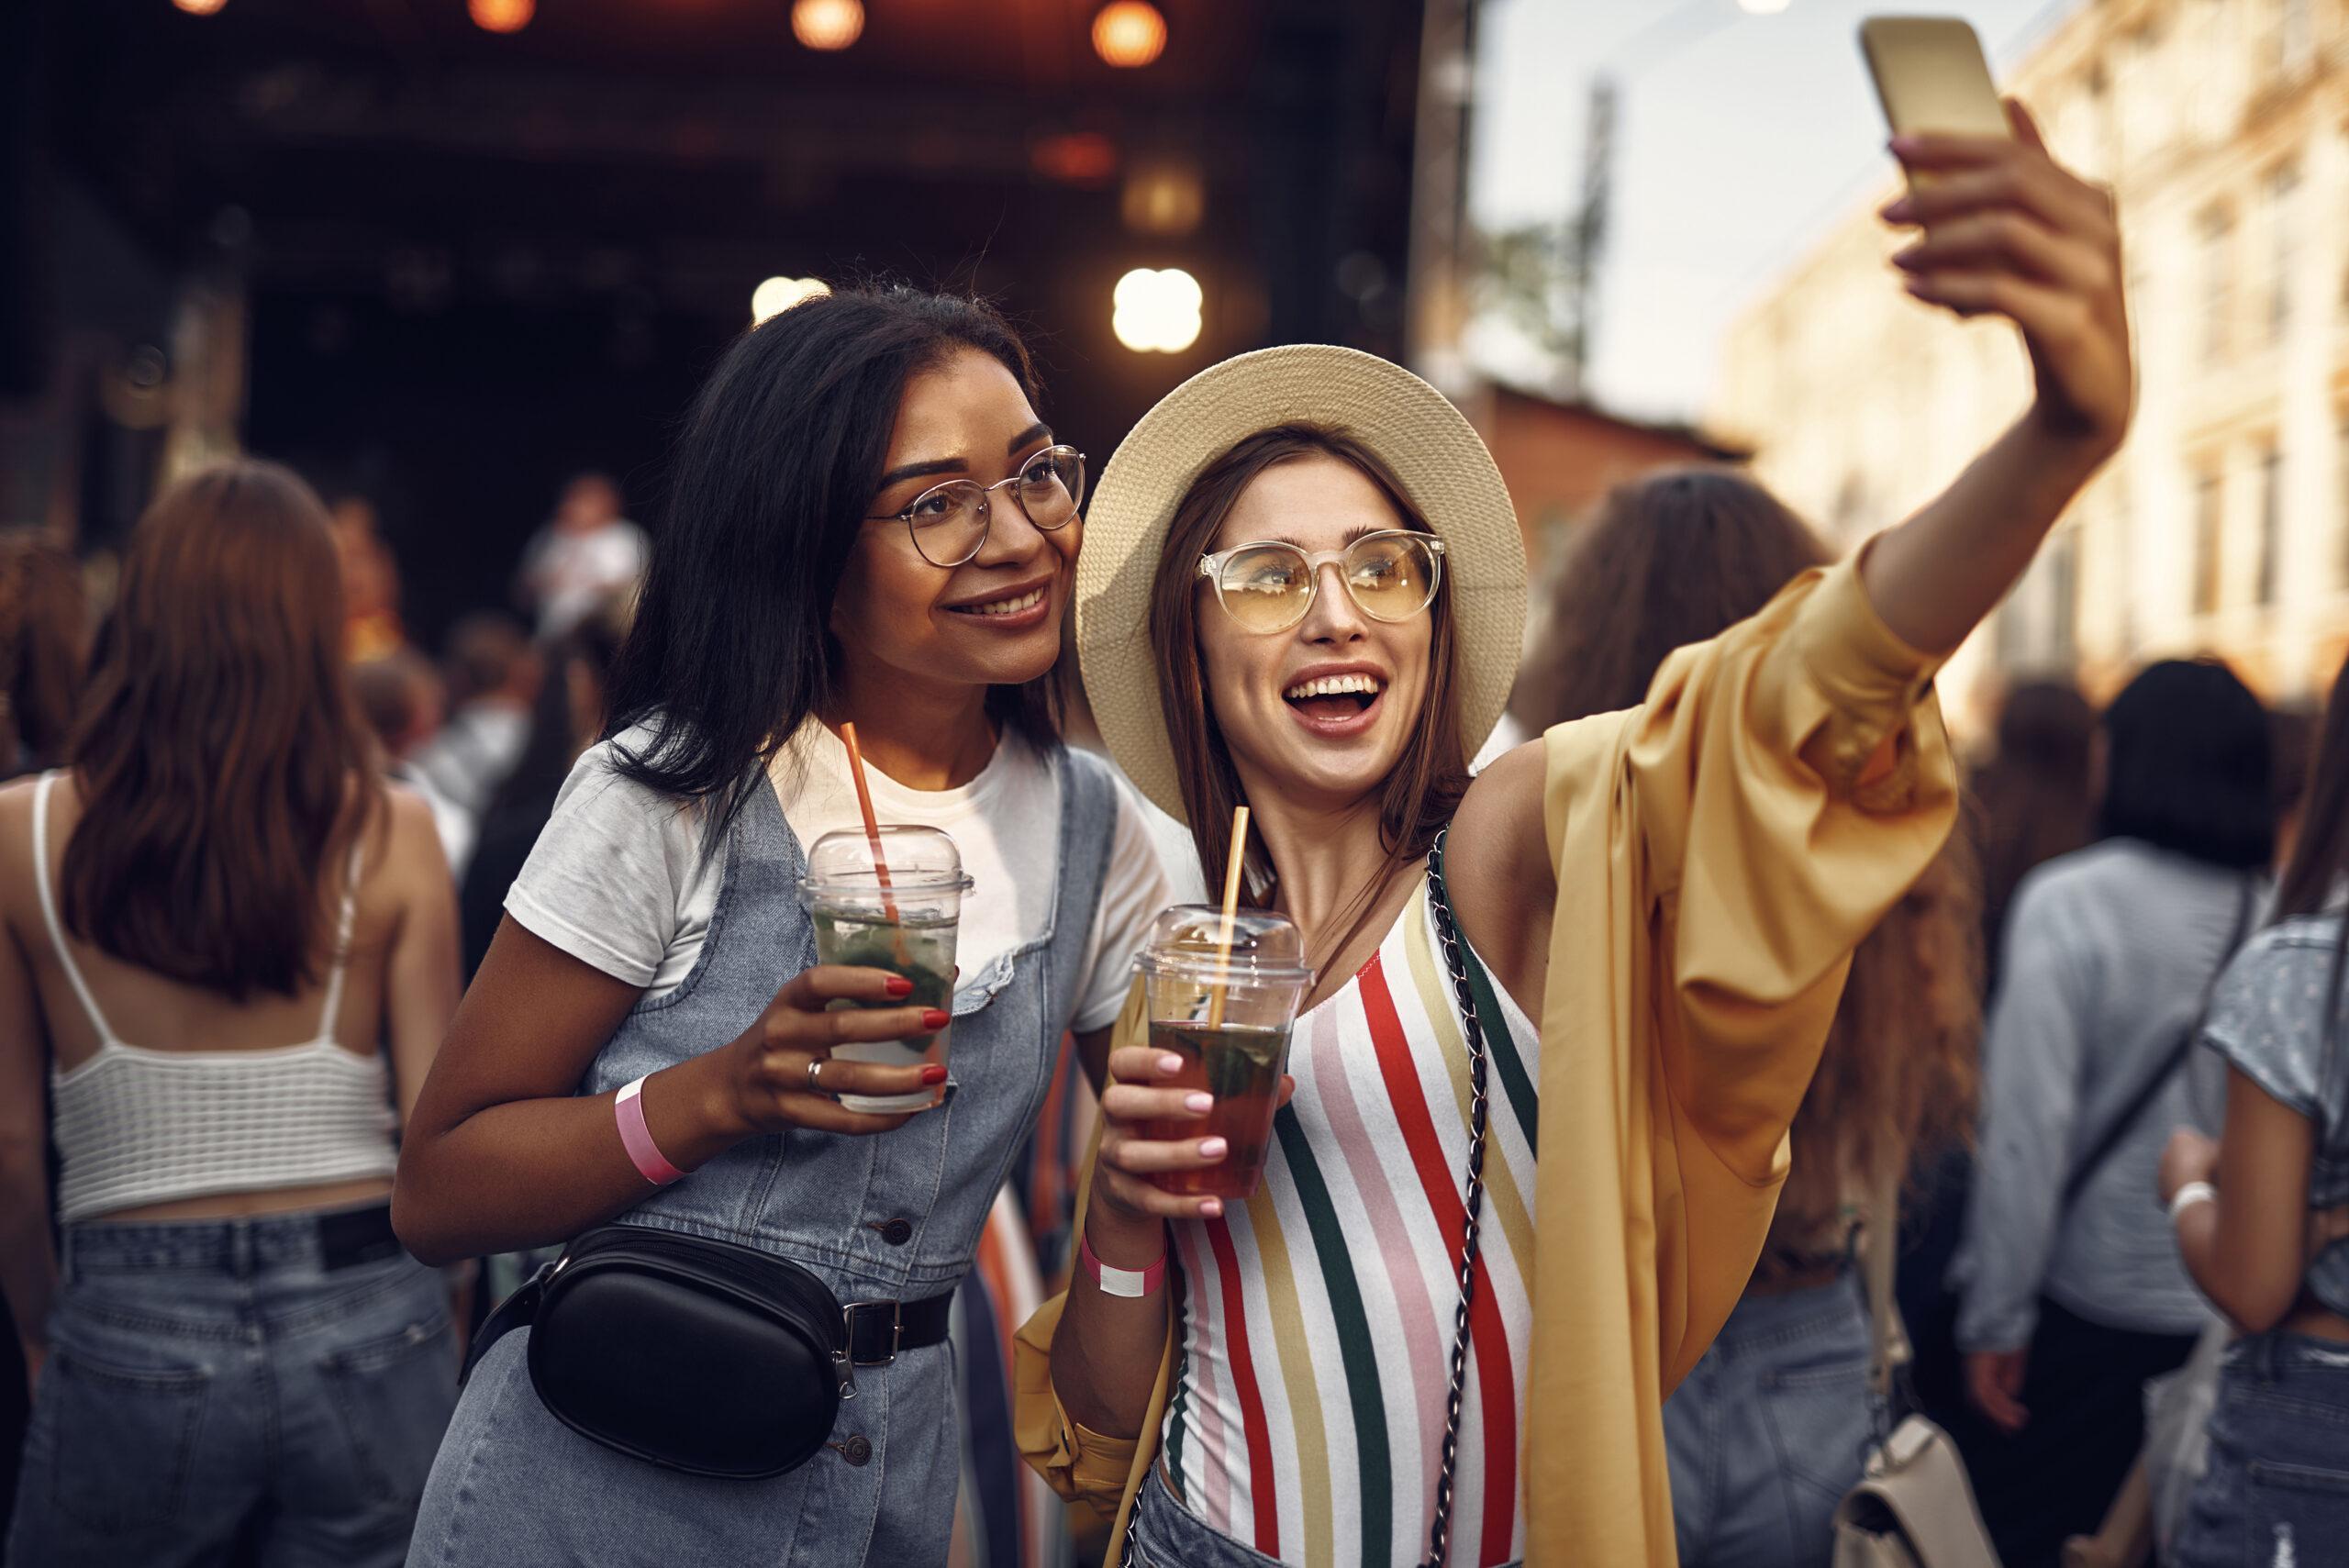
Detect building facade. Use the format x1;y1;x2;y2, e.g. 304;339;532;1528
1715;0;2349;731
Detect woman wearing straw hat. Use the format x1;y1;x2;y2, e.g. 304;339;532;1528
1017;106;2128;1565
392;285;1171;1566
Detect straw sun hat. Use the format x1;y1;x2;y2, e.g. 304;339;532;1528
1075;344;1529;826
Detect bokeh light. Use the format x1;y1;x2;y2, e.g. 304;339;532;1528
469;0;534;34
752;276;832;323
172;0;229;15
1112;268;1202;353
792;0;865;51
1092;3;1167;70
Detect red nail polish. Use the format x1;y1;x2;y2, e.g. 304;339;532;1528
921;1008;951;1030
884;976;914;998
921;1064;949;1085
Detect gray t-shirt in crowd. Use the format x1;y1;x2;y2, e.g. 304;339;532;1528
2200;914;2349;1319
1955;840;2259;1351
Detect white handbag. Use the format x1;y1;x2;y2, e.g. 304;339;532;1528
1831;1171;2003;1568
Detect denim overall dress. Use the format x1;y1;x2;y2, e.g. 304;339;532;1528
406;747;1117;1567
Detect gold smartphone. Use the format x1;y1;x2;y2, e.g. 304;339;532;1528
1860;16;2010;186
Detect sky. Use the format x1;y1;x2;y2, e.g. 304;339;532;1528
1467;0;2075;425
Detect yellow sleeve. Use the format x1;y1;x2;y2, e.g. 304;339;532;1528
1622;549;1954;1188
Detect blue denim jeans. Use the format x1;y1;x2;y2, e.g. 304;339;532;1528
1663;1271;1874;1568
6;1208;458;1568
2175;1331;2349;1568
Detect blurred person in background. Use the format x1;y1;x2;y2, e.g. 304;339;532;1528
0;460;463;1568
1524;468;1982;1566
352;649;475;881
1954;660;2274;1568
2158;665;2349;1568
2268;701;2320;873
1969;678;2098;1000
515;471;648;640
393;284;1169;1566
0;536;89;784
416;612;542;819
328;495;406;663
457;597;629;980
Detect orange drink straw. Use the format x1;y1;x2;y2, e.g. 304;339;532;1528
1207;806;1250;1029
838;723;908;962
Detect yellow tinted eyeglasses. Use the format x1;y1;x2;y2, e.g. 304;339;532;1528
1197;529;1446;634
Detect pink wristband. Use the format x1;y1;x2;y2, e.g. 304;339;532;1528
1080;1231;1165;1299
615;1076;686;1186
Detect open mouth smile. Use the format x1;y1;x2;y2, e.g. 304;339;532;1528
1281;670;1387;736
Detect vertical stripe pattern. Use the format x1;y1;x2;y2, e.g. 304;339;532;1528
1161;880;1541;1566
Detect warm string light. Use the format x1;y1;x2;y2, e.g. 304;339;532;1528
172;0;229;14
752;276;831;322
1113;268;1202;353
1092;2;1167;69
792;0;864;50
469;0;534;33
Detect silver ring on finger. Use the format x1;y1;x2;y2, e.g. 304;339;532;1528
806;1056;832;1098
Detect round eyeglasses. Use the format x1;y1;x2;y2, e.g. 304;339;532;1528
1197;529;1447;634
866;446;1086;569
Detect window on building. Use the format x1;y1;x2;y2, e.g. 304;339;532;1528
2195;471;2224;614
2278;0;2313;74
2267;162;2299;342
2338;413;2349;588
2258;444;2284;606
2050;528;2079;663
2200;204;2233;365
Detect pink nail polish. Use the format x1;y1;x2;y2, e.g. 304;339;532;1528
1199;1137;1228;1159
1159;1053;1184;1074
1201;1198;1223;1218
1186;1092;1214;1114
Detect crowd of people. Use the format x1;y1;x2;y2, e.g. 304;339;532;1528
0;105;2340;1568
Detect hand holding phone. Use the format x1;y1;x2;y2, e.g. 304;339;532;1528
1861;15;2131;455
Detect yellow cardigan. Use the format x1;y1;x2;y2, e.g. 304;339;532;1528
1014;555;1958;1565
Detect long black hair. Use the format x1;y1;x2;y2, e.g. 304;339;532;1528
604;284;1055;828
2097;659;2274;871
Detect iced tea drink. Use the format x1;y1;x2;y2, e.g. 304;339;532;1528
1134;906;1313;1202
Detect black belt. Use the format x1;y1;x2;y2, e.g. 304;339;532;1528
842;1289;954;1365
316;1204;405;1273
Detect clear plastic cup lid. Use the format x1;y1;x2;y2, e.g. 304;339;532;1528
1135;905;1313;983
802;826;974;894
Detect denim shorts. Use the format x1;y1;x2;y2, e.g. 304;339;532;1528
1663;1271;1874;1568
5;1207;458;1568
2174;1331;2349;1568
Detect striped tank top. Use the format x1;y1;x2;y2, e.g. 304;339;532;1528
1160;875;1541;1568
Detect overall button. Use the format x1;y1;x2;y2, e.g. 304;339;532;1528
832;1435;873;1466
869;1218;913;1247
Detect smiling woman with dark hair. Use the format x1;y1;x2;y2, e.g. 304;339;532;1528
392;284;1170;1566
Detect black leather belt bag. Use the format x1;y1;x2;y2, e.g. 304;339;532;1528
462;1224;952;1479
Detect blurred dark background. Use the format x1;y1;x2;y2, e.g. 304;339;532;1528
2;0;1428;646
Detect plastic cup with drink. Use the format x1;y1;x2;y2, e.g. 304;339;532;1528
797;825;971;1114
1134;905;1314;1201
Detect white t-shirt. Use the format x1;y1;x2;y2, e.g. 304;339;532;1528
505;720;1168;1033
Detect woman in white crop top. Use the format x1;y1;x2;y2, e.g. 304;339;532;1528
0;461;464;1568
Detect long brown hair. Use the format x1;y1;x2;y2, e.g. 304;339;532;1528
1512;465;1831;729
1529;465;1980;1229
1148;424;1470;958
61;461;382;1001
0;537;87;777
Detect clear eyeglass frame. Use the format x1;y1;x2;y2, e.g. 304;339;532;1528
1196;528;1448;633
865;445;1086;569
